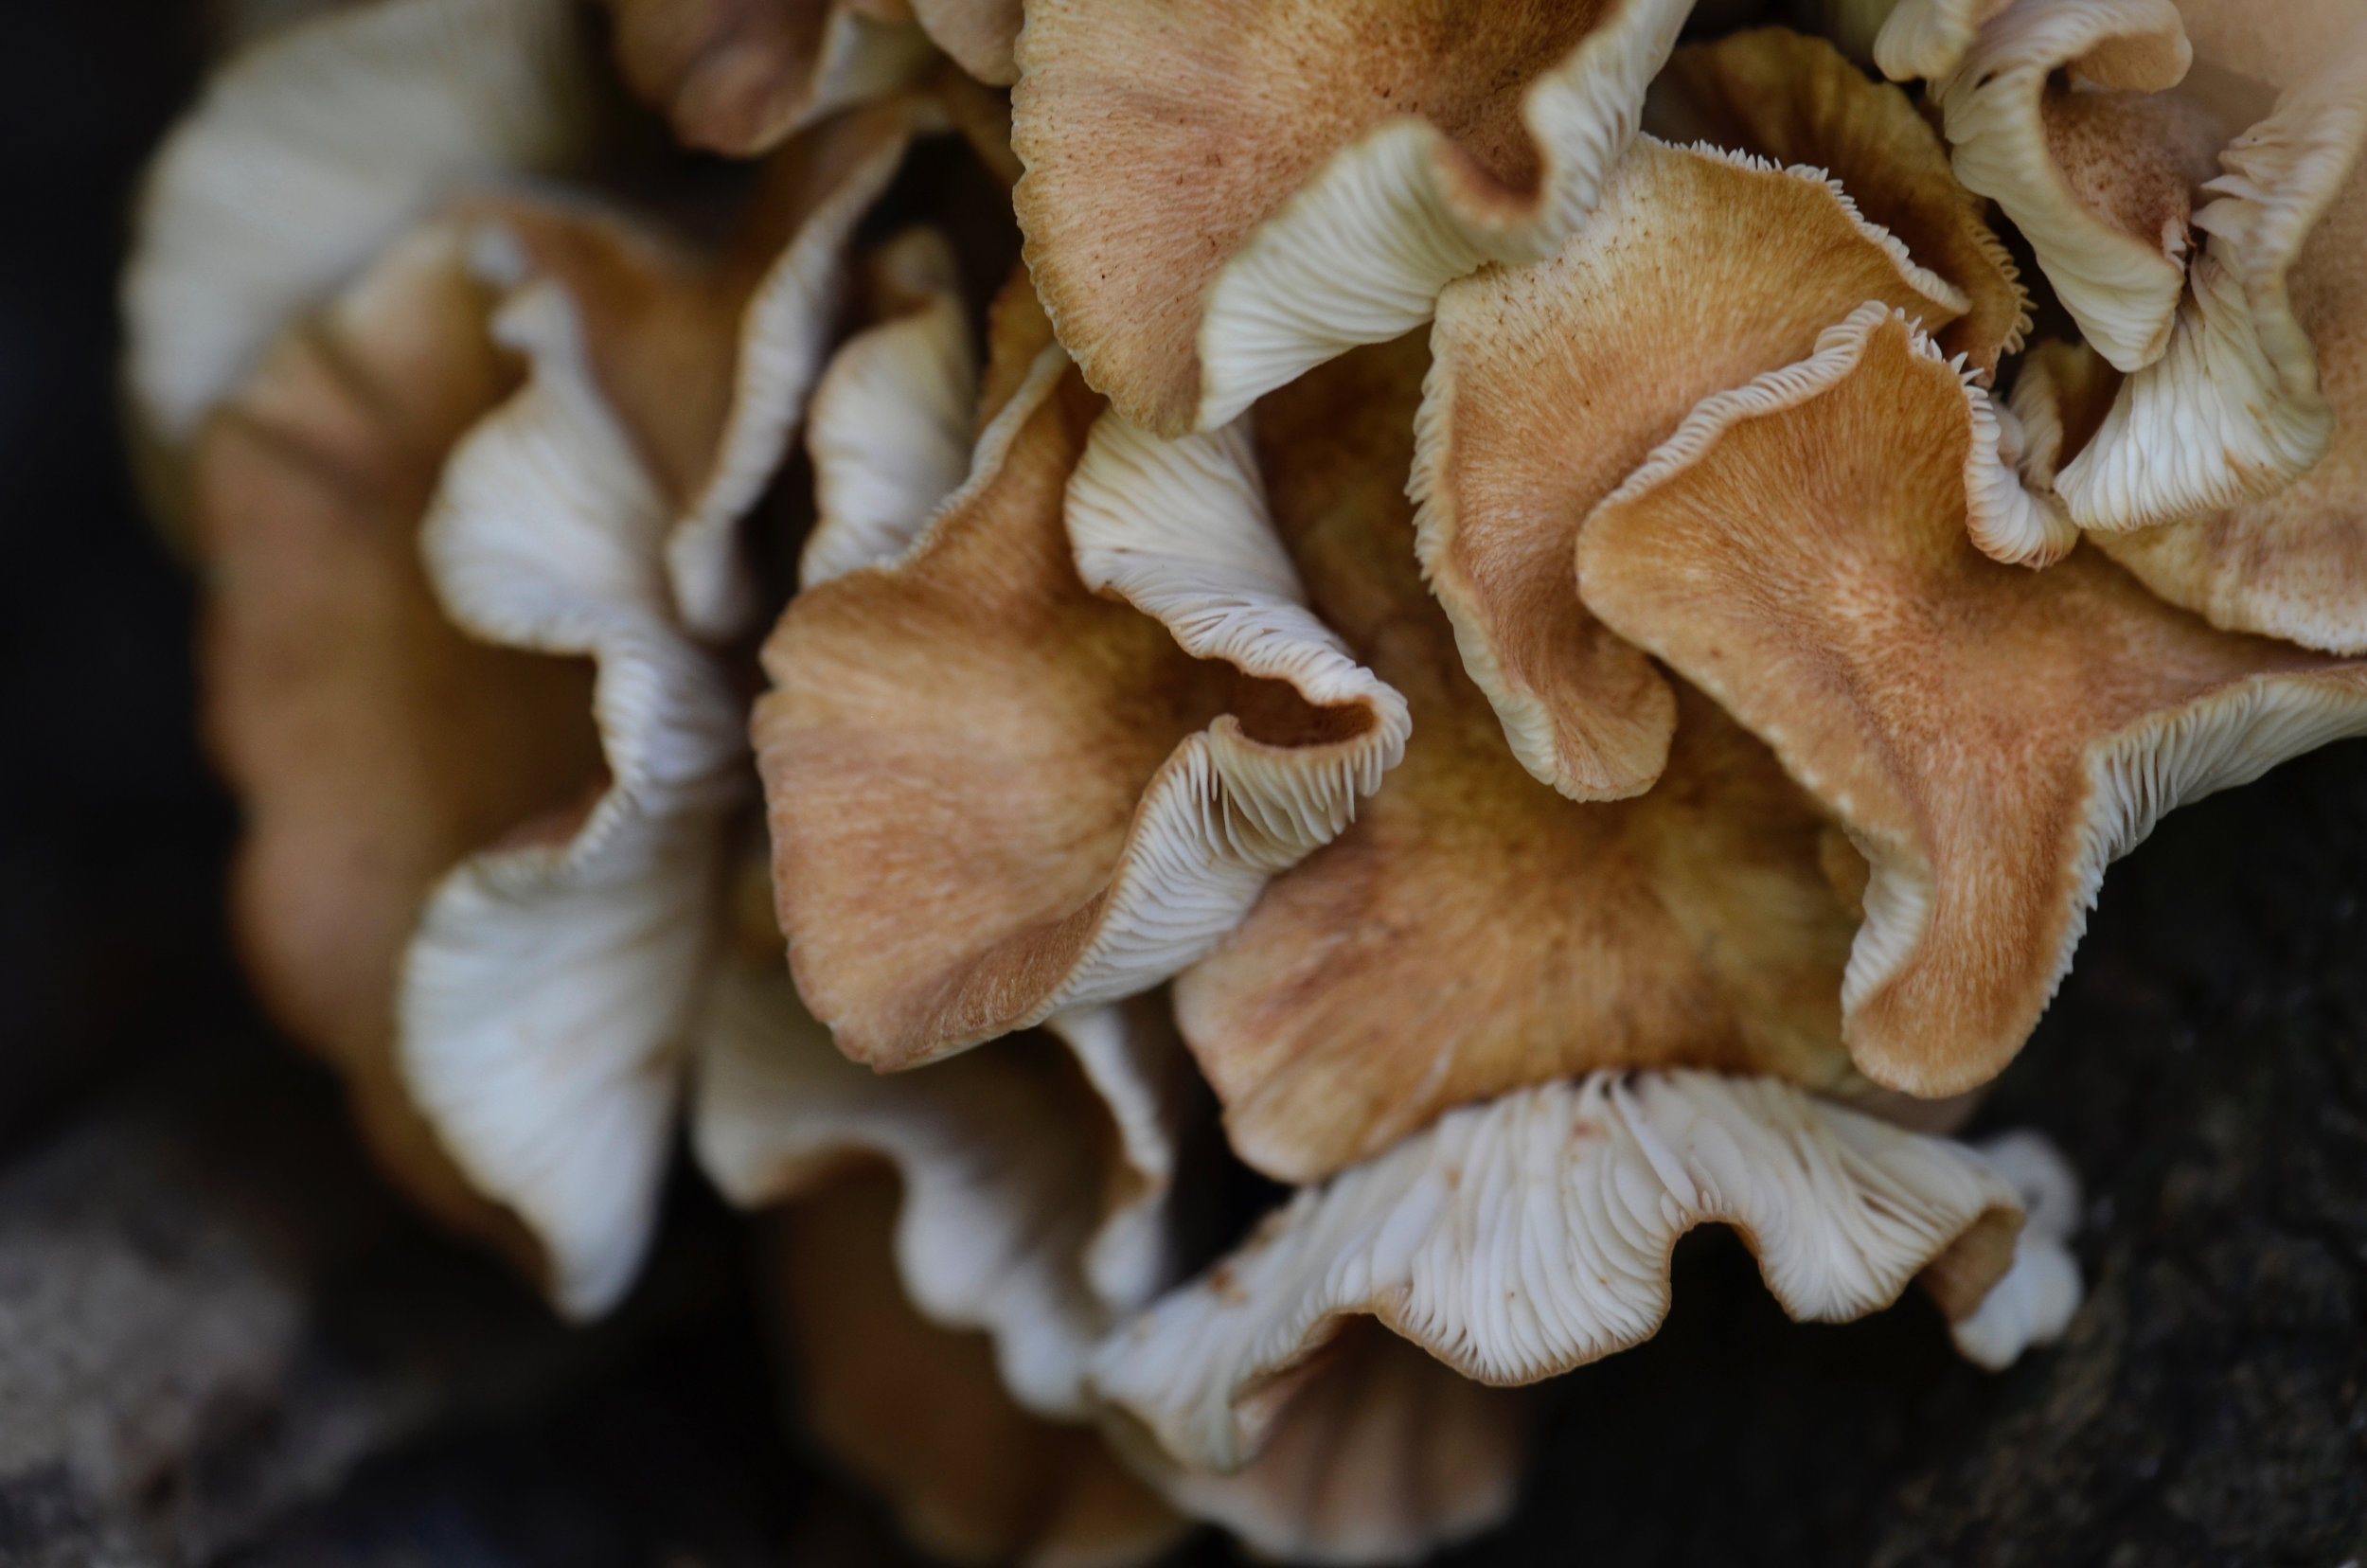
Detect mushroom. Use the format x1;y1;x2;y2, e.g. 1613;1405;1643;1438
694;952;1134;1414
1415;134;1983;805
2038;13;2367;588
1178;332;1875;1185
1090;1069;2029;1477
1112;1323;1527;1568
753;275;1409;1071
138;0;1037;1311
123;0;595;463
697;904;1517;1564
1946;1131;2084;1369
1867;0;2018;80
194;223;601;1285
1575;303;2367;1098
1641;27;2030;380
1923;0;2214;374
1008;0;1698;435
393;223;750;1317
604;0;1027;154
762;1170;1188;1567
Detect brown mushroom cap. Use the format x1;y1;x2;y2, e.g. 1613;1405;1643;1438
1644;28;2030;379
1576;305;2367;1097
602;0;934;155
1090;1069;2026;1475
1415;135;1974;805
1177;334;1865;1185
754;278;1406;1070
799;227;980;587
1010;0;1697;435
195;223;603;1293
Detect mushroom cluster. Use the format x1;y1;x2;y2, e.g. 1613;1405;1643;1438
126;0;2364;1559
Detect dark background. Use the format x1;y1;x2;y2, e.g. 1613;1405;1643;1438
3;6;2362;1566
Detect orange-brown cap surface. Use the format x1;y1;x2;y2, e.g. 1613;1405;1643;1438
1578;305;2367;1096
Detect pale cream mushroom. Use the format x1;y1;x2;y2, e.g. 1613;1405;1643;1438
754;277;1408;1071
1416;134;1984;804
195;223;598;1286
1178;333;1873;1185
1091;1069;2029;1476
798;227;980;587
2045;12;2367;616
1871;0;2019;79
1576;303;2367;1097
1948;1131;2084;1368
1928;0;2213;373
1009;0;1700;435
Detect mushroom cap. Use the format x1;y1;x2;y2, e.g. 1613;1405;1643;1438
1946;1131;2084;1368
1576;304;2367;1096
602;0;934;155
799;227;980;587
1179;334;1865;1185
400;214;755;1318
754;277;1406;1069
2091;142;2367;648
667;92;969;638
1644;27;2029;378
1089;1069;2025;1475
1872;0;2018;79
1415;135;1971;804
909;0;1023;86
692;954;1117;1416
1010;0;1696;435
763;1170;1186;1568
124;0;594;452
2052;22;2367;539
195;221;601;1292
1111;1322;1526;1567
699;935;1514;1565
1931;0;2209;372
1042;997;1206;1316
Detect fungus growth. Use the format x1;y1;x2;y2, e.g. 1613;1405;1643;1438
126;0;2367;1559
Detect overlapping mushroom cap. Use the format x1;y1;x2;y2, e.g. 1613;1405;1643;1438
130;0;2367;1561
1576;305;2367;1095
1010;0;1699;434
